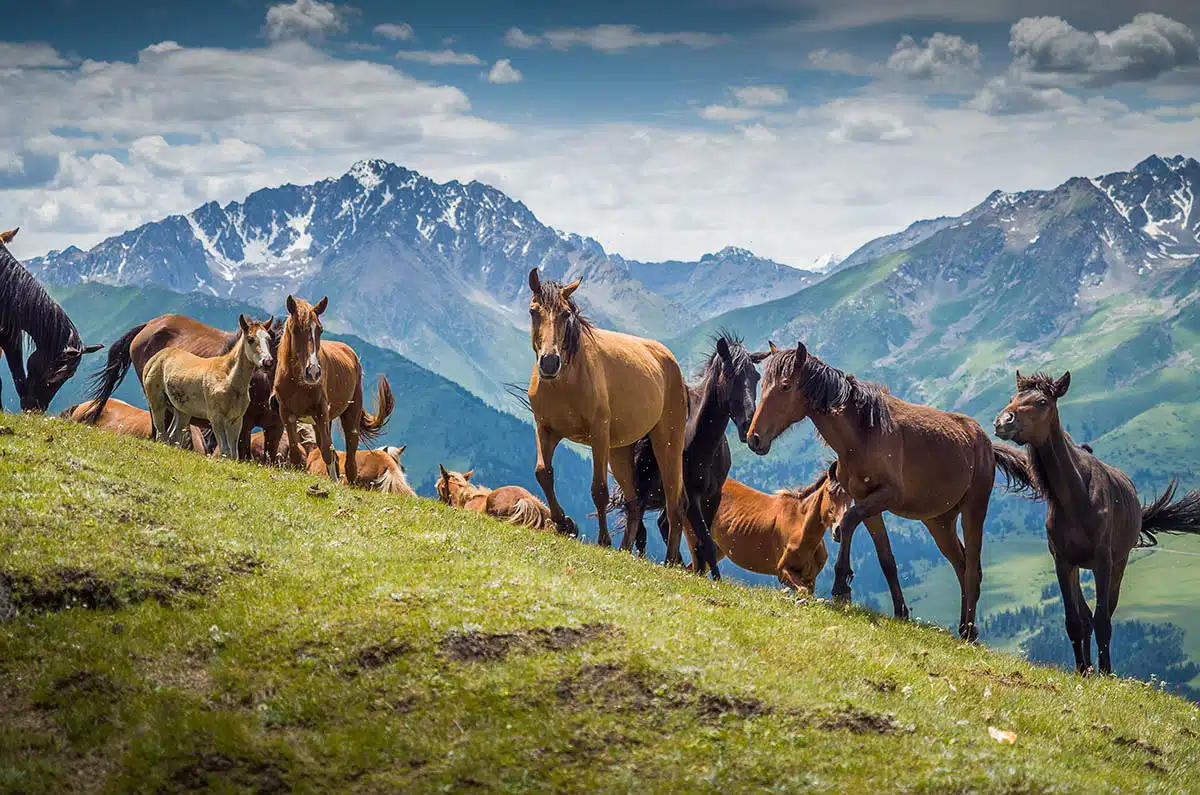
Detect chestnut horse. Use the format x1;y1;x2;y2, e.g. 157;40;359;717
526;269;719;576
711;465;851;592
143;315;274;458
274;295;393;487
305;445;414;495
995;371;1200;674
436;465;554;530
84;314;283;460
61;398;212;453
747;342;1034;640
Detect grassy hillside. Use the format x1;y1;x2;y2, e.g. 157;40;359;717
2;414;1199;793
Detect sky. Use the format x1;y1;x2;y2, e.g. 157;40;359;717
4;0;1200;267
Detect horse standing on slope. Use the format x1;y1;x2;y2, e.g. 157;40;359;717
0;228;103;411
83;314;285;460
747;342;1034;640
273;295;394;487
525;269;720;576
995;370;1200;675
436;465;555;530
143;315;275;458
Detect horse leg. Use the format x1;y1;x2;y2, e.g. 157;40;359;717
209;415;228;457
534;423;576;538
341;406;362;487
864;515;908;620
958;466;991;642
609;445;643;556
832;484;900;604
684;485;720;579
924;512;969;631
237;420;252;461
831;521;857;604
314;405;337;482
226;415;245;462
0;328;27;408
589;425;615;551
1092;547;1115;675
1054;557;1090;674
281;412;306;469
264;424;284;466
648;424;687;568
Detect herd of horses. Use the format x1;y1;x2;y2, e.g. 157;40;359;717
5;225;1200;678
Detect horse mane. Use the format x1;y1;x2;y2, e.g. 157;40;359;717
533;277;593;364
1016;371;1059;397
0;242;80;351
766;348;894;434
777;471;829;501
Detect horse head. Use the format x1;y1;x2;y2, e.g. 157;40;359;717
747;341;808;456
238;314;276;369
283;295;328;384
712;331;767;443
994;370;1071;446
22;341;104;413
527;268;587;381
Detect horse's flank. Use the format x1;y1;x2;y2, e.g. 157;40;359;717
436;466;554;531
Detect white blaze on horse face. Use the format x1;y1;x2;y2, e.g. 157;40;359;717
255;329;272;366
308;322;320;370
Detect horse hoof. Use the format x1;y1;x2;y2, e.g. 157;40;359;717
832;590;852;605
958;623;979;642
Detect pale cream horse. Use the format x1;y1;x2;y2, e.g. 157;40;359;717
143;315;274;458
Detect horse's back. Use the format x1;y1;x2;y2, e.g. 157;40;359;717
589;328;686;445
133;315;228;373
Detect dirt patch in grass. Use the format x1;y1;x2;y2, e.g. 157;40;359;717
966;667;1061;692
816;706;911;735
1114;736;1164;756
168;751;291;793
440;623;616;662
350;639;413;672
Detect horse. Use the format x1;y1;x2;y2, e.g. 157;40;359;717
250;422;316;466
995;370;1200;674
273;295;393;488
746;341;1035;640
305;445;416;495
436;464;555;530
60;398;213;453
143;315;275;458
525;268;720;577
624;331;769;557
0;227;103;411
711;465;852;592
83;314;284;461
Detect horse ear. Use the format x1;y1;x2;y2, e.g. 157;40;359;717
1054;371;1071;398
239;314;250;334
81;343;104;355
439;463;449;480
314;296;329;316
768;341;779;354
796;341;808;367
561;279;581;299
0;228;17;244
716;337;731;363
464;469;474;480
263;315;274;330
286;295;298;316
1015;369;1022;386
528;268;541;296
749;350;770;363
395;444;406;455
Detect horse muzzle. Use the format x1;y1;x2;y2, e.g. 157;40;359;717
747;432;771;456
994;412;1017;441
735;420;751;444
538;353;561;380
304;365;323;383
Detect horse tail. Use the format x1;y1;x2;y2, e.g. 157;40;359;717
377;460;417;497
358;375;393;445
59;403;80;420
82;322;145;424
507;497;554;530
1139;479;1200;547
991;441;1040;497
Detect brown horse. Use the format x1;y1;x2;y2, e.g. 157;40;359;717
995;371;1200;674
747;342;1034;640
61;398;211;453
250;422;317;466
436;465;555;530
710;465;851;592
526;268;719;576
305;445;416;495
273;295;393;487
84;314;283;460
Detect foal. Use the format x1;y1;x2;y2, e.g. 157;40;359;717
995;371;1200;674
143;315;274;458
306;445;416;495
436;465;555;530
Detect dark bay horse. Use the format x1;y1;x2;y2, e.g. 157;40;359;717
0;228;103;411
995;370;1200;674
747;342;1034;640
274;295;393;487
84;314;283;460
526;268;720;577
625;332;769;557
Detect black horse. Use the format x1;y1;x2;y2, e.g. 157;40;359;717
624;332;768;560
0;228;103;412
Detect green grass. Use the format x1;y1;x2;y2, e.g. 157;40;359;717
2;414;1200;794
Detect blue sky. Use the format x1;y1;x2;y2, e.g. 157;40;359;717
4;0;1200;264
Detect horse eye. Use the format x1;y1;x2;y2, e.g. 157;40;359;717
780;383;792;392
1038;398;1048;406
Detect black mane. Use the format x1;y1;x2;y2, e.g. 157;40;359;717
534;278;592;364
695;329;750;381
0;241;81;353
765;347;894;434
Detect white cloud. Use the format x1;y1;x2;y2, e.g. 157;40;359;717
826;108;914;143
487;59;523;85
374;23;413;41
395;49;483;66
732;86;788;107
886;33;981;79
699;105;762;122
1010;13;1200;86
0;42;69;69
504;24;729;53
967;76;1080;115
143;41;184;56
773;1;1200;32
263;0;353;42
807;48;878;77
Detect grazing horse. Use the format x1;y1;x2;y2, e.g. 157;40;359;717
0;228;102;411
274;295;393;487
305;445;416;495
250;422;316;466
83;314;284;460
436;464;555;530
625;332;769;557
61;398;212;453
525;269;719;576
712;465;852;592
747;342;1034;640
995;371;1200;674
143;315;275;458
